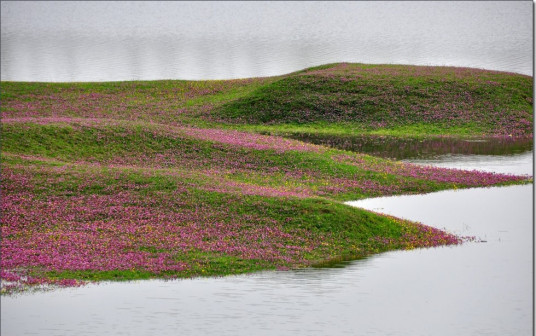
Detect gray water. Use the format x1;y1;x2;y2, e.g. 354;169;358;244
1;152;532;336
403;151;534;176
1;1;532;82
287;134;534;161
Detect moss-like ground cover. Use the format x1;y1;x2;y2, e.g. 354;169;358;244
1;63;532;293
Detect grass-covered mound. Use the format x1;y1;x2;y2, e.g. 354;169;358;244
2;63;532;139
1;63;532;293
215;63;533;137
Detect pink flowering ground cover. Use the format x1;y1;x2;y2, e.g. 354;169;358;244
1;63;532;293
216;63;532;138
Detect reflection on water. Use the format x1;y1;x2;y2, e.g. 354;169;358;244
1;154;532;336
1;1;532;81
404;151;533;176
287;133;533;160
345;185;532;335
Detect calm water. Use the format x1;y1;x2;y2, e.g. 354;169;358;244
1;1;532;82
403;151;533;176
1;152;532;336
287;134;534;160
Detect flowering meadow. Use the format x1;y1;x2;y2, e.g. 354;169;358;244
217;63;533;138
1;64;532;293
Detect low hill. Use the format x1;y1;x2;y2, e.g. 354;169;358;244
1;63;532;292
215;63;533;137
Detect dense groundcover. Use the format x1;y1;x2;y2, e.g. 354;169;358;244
217;63;533;137
1;63;532;293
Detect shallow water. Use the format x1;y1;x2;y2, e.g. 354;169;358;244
1;1;532;81
403;151;533;176
287;134;533;161
1;153;532;335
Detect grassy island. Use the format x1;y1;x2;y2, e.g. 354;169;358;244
1;63;532;292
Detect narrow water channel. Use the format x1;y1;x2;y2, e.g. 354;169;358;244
1;152;532;336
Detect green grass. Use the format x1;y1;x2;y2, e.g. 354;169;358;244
228;122;487;138
1;63;532;292
212;63;532;137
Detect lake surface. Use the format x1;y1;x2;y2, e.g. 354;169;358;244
403;151;533;176
287;134;534;160
1;1;532;82
1;151;532;336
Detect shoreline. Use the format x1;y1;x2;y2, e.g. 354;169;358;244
1;63;532;293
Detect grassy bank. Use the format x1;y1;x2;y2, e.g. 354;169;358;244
1;63;532;293
216;63;532;138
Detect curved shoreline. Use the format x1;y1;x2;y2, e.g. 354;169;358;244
1;63;532;293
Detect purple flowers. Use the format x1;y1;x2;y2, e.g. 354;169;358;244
1;68;531;292
182;127;325;153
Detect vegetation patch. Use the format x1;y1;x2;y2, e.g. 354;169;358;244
215;63;532;137
1;63;532;294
